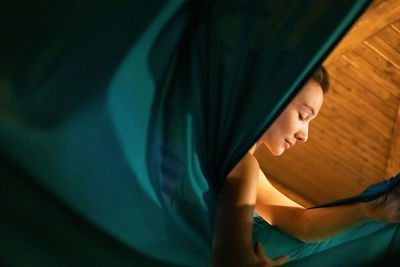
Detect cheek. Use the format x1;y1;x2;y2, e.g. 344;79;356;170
263;119;283;141
261;109;299;143
278;113;299;136
288;117;301;135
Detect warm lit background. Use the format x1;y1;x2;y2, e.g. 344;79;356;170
255;0;400;207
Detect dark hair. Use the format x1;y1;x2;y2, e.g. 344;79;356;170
311;65;330;93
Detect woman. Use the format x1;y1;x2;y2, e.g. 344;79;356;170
212;67;400;266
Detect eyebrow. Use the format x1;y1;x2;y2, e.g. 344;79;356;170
303;104;315;116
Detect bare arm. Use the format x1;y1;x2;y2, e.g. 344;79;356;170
212;153;288;266
255;170;368;243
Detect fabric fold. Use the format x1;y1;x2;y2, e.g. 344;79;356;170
2;0;399;266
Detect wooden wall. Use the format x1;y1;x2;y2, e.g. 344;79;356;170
255;0;400;207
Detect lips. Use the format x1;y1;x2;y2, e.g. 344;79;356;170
285;139;293;149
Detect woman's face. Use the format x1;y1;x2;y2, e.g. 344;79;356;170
259;80;324;156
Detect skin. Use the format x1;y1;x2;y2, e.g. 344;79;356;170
212;80;400;267
256;80;323;156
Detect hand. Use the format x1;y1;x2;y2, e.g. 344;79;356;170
252;242;289;267
362;182;400;223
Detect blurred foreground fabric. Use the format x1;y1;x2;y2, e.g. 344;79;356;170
1;0;398;266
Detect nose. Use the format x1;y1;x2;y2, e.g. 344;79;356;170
295;124;308;142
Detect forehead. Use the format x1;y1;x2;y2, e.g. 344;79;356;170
293;80;323;109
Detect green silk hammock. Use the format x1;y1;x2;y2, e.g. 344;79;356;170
1;0;399;266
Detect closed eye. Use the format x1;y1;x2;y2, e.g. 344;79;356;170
298;113;304;122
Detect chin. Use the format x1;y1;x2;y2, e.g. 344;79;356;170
275;151;285;156
263;142;285;156
270;147;285;156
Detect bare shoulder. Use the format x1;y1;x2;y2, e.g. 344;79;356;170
223;152;260;205
227;152;260;181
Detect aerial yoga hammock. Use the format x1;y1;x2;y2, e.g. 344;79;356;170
0;0;399;266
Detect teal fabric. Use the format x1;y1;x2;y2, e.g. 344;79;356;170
312;173;400;208
0;154;175;266
253;216;399;264
1;0;398;266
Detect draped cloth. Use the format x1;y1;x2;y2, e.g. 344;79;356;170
1;0;399;266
